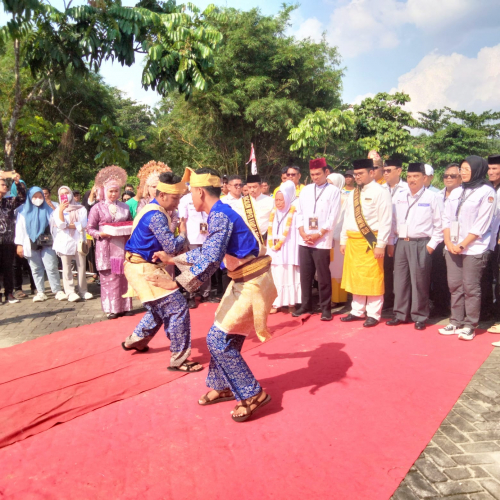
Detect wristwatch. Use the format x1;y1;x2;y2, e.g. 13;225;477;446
459;245;465;251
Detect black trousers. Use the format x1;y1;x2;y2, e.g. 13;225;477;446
383;254;395;309
0;243;16;297
13;253;35;291
480;249;495;320
298;245;332;313
429;242;451;315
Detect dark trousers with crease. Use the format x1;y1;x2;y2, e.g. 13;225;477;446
299;245;332;313
429;242;450;314
393;239;432;323
383;254;395;309
0;243;16;297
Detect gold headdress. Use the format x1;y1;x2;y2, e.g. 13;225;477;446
156;169;190;195
180;167;222;188
137;160;171;197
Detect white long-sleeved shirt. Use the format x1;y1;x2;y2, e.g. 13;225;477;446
382;179;408;199
234;193;274;235
15;213;57;258
296;182;341;249
389;187;443;249
51;206;88;256
442;184;497;255
178;193;208;245
221;193;241;209
341;180;392;249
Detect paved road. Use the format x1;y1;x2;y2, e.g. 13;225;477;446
2;280;500;498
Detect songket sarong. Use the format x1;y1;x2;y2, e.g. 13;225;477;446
100;270;132;314
341;230;384;296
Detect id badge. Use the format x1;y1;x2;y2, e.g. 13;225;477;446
450;221;460;243
398;223;408;239
200;222;208;234
309;216;319;231
273;239;279;246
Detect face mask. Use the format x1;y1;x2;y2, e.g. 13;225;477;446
32;198;44;207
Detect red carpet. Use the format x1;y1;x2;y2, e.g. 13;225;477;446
0;311;495;499
0;304;304;449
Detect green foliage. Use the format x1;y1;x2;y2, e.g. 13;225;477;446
148;5;343;182
16;115;68;146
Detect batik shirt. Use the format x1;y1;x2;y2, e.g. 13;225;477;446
125;199;185;262
0;182;26;244
176;200;259;293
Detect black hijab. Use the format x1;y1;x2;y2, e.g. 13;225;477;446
460;155;490;190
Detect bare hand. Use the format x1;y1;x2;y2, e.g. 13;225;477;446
373;247;385;259
16;245;24;258
452;244;463;254
387;245;395;258
340;245;346;255
152;251;175;265
60;201;69;212
179;220;187;234
145;274;178;290
12;172;20;183
100;232;111;238
426;245;434;255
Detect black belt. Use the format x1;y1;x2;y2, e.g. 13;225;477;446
399;237;431;242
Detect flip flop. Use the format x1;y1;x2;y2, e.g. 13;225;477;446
121;342;149;352
232;393;272;423
198;389;235;406
167;361;203;373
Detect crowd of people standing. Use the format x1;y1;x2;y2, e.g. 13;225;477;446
2;152;500;345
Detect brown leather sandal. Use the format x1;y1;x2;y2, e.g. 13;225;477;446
231;391;272;423
198;389;235;406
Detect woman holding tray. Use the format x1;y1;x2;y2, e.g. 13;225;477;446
87;166;133;319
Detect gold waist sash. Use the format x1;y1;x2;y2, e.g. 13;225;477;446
228;255;272;283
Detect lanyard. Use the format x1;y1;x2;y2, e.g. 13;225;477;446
455;188;477;220
391;183;400;198
275;208;291;235
404;191;425;222
313;183;327;213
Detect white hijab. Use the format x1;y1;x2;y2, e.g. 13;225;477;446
327;173;345;190
275;180;296;214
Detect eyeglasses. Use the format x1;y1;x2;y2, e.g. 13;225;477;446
230;183;242;188
383;168;397;174
443;174;459;179
353;172;365;177
286;173;299;177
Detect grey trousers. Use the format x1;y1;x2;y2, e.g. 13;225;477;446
445;251;490;329
187;244;211;299
393;239;432;322
60;253;88;296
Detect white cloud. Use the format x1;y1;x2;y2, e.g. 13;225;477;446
293;0;500;58
294;17;323;43
391;44;500;114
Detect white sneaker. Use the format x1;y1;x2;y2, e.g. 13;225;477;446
55;291;68;301
68;292;81;302
33;292;48;302
438;324;459;335
82;292;93;300
458;328;475;341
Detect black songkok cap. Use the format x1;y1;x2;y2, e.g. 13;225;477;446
386;159;402;168
246;174;262;184
408;162;426;174
488;155;500;165
352;158;374;170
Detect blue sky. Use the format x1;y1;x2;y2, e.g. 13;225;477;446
2;0;500;114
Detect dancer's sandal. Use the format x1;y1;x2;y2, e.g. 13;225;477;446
231;391;272;423
121;342;149;352
167;361;203;373
198;389;235;406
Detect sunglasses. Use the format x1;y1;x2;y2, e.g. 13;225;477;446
286;173;299;177
443;174;459;179
230;184;242;188
383;168;398;174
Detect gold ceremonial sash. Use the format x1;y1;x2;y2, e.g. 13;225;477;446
132;202;171;231
242;194;263;246
353;187;378;251
227;255;272;283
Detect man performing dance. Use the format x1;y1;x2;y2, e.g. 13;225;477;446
147;168;277;422
121;171;203;373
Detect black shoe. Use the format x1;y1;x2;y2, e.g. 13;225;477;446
415;321;427;330
123;311;134;317
363;317;379;328
320;310;333;321
386;318;408;326
340;313;365;322
188;297;198;309
107;313;119;320
292;307;312;317
200;295;210;303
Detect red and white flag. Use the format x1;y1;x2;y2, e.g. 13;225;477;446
246;143;257;174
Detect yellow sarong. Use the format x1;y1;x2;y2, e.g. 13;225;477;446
341;230;384;296
214;269;277;342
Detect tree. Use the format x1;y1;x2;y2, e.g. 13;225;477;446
148;5;343;180
0;0;223;170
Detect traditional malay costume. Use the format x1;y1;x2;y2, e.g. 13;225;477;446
121;173;202;372
173;168;277;421
87;166;133;318
267;180;301;312
340;158;392;325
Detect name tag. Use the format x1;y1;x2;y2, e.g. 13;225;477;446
418;203;430;207
200;223;208;234
273;239;279;246
450;221;460;243
309;217;319;230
